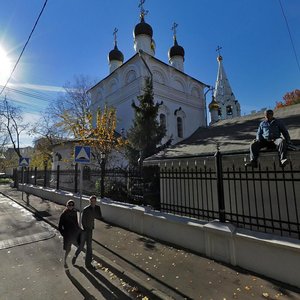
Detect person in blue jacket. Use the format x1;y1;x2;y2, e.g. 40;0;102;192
245;109;291;168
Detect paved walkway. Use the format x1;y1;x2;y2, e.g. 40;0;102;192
1;185;300;300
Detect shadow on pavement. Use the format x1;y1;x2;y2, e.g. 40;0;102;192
65;269;97;300
75;265;131;299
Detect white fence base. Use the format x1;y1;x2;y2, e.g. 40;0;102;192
19;184;300;289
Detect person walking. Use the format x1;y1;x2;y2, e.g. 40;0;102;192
72;195;97;268
58;199;82;268
245;109;291;168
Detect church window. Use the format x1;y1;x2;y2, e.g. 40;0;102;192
226;105;233;115
125;70;137;84
177;117;183;138
218;108;222;116
160;114;166;131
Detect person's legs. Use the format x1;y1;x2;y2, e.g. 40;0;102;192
85;230;93;267
274;138;289;166
246;140;268;167
249;140;267;162
64;243;71;267
72;230;86;265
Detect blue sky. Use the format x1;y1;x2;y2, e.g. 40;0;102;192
0;0;299;145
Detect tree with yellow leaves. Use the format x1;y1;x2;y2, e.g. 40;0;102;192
74;105;127;166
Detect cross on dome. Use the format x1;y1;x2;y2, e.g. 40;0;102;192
216;45;223;61
113;28;118;46
171;22;178;39
138;0;148;19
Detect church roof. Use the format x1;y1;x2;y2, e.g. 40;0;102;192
144;103;300;163
214;55;237;104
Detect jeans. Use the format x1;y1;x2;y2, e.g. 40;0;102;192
74;229;93;265
250;138;287;161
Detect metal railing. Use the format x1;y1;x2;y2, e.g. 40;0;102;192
14;151;300;239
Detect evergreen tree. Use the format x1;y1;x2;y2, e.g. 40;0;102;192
127;77;165;165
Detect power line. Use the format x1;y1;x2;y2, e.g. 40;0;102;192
0;0;49;96
0;84;57;103
278;0;300;75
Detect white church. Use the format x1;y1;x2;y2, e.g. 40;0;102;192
51;1;241;170
89;1;241;145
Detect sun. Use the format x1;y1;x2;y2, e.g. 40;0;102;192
0;46;12;86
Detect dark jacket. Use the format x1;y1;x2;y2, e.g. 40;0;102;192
256;118;290;142
58;209;81;249
82;205;96;230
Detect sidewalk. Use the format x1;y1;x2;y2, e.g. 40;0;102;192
1;185;300;300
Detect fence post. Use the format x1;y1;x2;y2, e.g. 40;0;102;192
214;147;225;223
26;167;30;183
56;165;60;190
74;163;78;193
43;165;47;187
100;156;106;198
34;167;37;185
13;168;18;188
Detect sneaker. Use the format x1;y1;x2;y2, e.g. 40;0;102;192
71;256;77;265
280;158;290;167
245;160;258;168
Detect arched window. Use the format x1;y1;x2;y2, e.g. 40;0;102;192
226;105;233;115
177;117;183;138
159;113;166;130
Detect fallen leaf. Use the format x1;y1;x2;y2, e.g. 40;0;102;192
262;293;269;298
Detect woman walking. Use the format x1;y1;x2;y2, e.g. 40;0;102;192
58;199;81;267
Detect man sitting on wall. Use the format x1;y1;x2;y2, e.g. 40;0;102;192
245;109;291;168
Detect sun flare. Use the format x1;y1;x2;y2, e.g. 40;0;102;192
0;46;12;85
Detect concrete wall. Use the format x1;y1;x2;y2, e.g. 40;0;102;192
19;184;300;288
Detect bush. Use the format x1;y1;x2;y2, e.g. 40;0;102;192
0;178;13;184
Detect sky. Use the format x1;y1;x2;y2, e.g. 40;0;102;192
0;0;299;147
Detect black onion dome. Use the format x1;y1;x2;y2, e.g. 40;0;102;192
108;45;124;62
168;38;185;59
134;16;153;37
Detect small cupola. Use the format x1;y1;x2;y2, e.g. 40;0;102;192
108;28;124;73
209;95;220;125
133;1;155;56
168;22;185;72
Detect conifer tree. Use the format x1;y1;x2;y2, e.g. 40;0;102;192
127;77;165;165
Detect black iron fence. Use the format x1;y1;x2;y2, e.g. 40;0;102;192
14;151;300;239
15;165;145;205
159;151;300;239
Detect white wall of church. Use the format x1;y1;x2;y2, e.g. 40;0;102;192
90;54;207;147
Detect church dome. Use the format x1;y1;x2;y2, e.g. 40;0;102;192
134;15;153;37
209;97;219;111
168;38;185;60
108;45;124;62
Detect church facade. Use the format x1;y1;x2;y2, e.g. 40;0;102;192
89;5;209;145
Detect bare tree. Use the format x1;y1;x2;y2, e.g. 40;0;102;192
48;75;93;137
0;97;28;158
